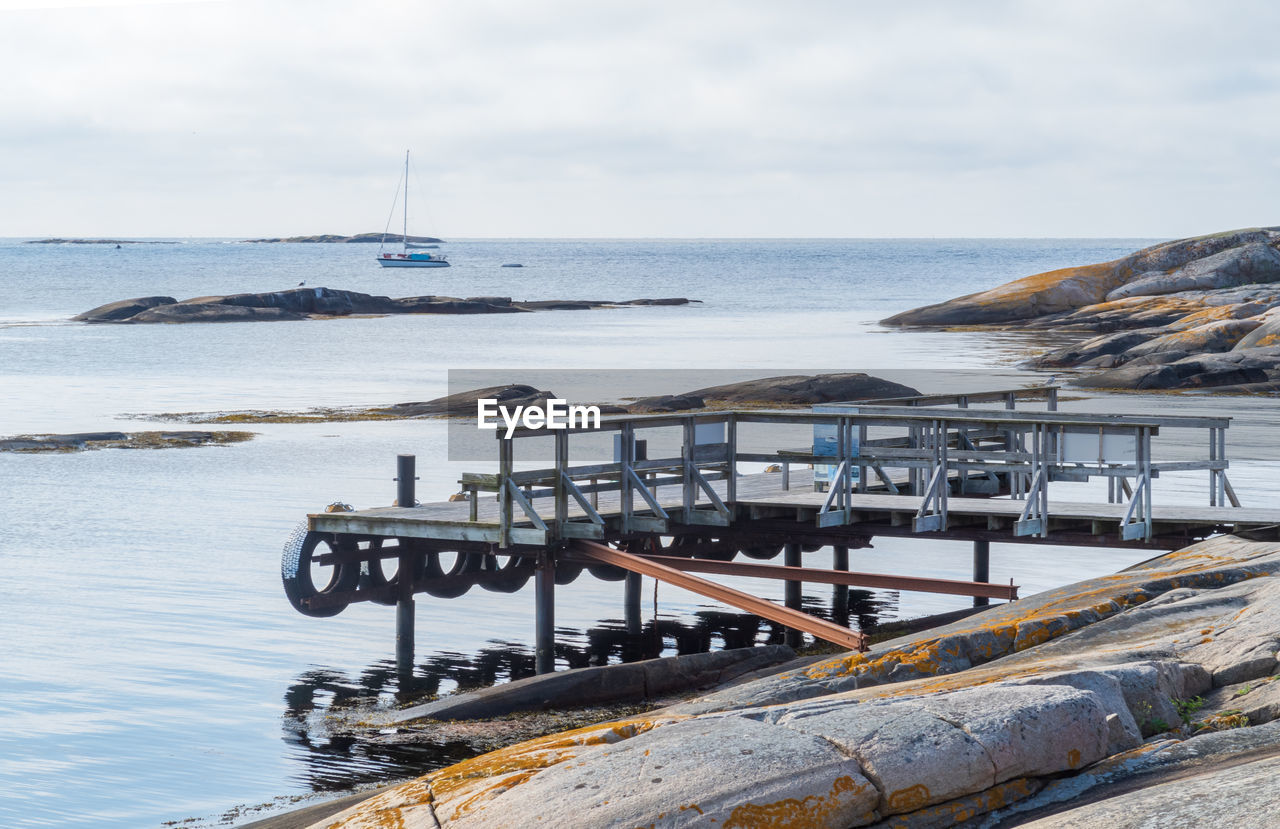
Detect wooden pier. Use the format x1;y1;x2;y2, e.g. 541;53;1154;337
281;387;1280;674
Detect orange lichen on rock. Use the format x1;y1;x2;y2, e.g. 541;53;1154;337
424;715;683;820
722;775;877;829
880;778;1041;828
885;783;932;813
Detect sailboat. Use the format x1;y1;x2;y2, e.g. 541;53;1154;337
376;150;450;268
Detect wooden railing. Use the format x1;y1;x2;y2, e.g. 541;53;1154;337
460;401;1235;546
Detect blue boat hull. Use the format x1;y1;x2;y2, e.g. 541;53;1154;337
376;257;450;268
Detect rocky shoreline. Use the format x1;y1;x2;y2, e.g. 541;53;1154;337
298;535;1280;828
884;227;1280;393
74;287;698;324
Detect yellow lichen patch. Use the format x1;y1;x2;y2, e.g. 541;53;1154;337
723;775;874;829
881;778;1039;828
885;783;932;813
1169;304;1262;329
795;542;1280;702
421;715;684;820
1067;748;1081;768
322;779;433;829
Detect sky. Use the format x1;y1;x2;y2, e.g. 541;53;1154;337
1;0;1278;238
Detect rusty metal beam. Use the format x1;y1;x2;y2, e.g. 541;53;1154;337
568;540;868;652
562;551;1018;600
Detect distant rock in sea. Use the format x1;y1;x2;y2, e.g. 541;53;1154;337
24;238;172;245
240;233;444;244
75;287;700;324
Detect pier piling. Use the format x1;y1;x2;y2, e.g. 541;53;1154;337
624;571;643;634
973;540;990;607
395;597;415;678
535;552;555;674
784;542;802;648
832;545;850;624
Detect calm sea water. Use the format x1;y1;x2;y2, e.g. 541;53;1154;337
0;236;1218;827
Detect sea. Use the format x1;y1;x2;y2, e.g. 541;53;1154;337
5;236;1268;827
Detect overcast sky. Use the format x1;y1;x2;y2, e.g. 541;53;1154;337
2;0;1277;237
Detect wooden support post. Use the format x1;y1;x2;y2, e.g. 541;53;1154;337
624;571;643;634
832;544;850;625
535;551;555;674
784;542;802;648
972;540;990;607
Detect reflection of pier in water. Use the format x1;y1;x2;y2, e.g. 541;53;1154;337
280;590;893;793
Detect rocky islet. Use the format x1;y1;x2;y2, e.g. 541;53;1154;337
74;287;699;324
884;227;1280;392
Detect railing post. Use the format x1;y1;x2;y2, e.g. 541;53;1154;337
682;417;696;516
554;431;568;539
1218;427;1228;506
1038;424;1049;537
726;414;738;505
939;419;949;526
498;436;513;548
1143;426;1153;540
619;423;634;534
857;423;868;494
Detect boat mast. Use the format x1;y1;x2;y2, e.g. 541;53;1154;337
402;150;409;253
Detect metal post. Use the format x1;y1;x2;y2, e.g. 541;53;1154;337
395;546;415;679
784;542;802;648
832;545;849;625
972;540;990;607
624;571;643;634
396;454;416;507
395;597;415;677
535;552;555;674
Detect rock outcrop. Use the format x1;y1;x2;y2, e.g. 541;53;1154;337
310;535;1280;828
687;373;920;404
75;288;699;324
884;228;1280;391
149;374;921;424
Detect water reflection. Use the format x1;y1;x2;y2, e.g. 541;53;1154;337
281;588;896;793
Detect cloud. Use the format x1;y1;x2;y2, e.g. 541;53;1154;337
1;0;1278;236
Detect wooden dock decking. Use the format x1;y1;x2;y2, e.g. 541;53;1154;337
309;467;1279;548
